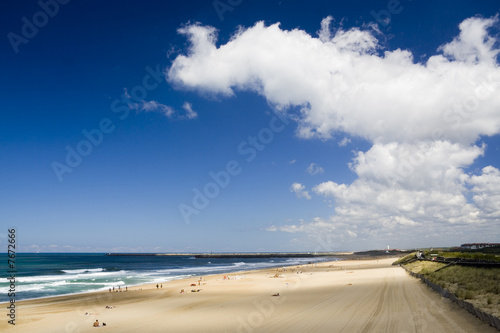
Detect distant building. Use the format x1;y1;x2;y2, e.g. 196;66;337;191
461;243;500;250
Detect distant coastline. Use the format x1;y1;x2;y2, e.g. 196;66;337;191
105;252;344;258
105;250;409;259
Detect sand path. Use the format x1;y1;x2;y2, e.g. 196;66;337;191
2;258;497;332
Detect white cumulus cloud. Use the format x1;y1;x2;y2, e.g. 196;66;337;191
168;15;500;247
290;182;311;199
168;16;500;144
469;166;500;218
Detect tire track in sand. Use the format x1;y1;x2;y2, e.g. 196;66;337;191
359;275;389;333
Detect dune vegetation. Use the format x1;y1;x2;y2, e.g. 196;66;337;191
398;250;500;318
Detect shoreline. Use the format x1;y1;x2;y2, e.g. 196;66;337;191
3;253;395;304
4;256;495;332
104;252;357;258
2;256;348;305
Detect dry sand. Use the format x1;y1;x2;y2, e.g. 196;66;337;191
1;257;497;332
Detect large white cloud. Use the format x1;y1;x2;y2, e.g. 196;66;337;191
168;15;500;249
469;166;500;219
168;15;500;144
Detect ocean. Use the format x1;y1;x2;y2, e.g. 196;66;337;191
1;253;333;302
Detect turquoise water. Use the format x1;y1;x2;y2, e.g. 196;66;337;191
1;253;332;302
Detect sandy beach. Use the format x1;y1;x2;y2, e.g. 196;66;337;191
2;257;497;333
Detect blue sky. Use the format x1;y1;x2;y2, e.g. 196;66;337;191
2;0;500;253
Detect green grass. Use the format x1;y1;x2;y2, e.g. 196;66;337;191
436;251;500;262
392;252;418;265
396;249;500;262
452;246;500;255
393;250;500;264
404;261;444;274
404;260;500;317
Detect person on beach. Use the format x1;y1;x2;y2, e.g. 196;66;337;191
156;284;159;289
93;320;99;327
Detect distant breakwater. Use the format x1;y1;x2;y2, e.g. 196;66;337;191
105;250;407;259
105;252;348;259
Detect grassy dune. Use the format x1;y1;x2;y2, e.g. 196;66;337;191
400;253;500;318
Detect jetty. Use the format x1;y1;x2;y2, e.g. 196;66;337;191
105;252;353;259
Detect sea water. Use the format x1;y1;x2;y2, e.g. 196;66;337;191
0;253;333;302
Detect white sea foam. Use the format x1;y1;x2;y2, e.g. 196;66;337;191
62;268;104;274
0;256;333;302
17;270;128;283
150;264;240;275
17;275;66;283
